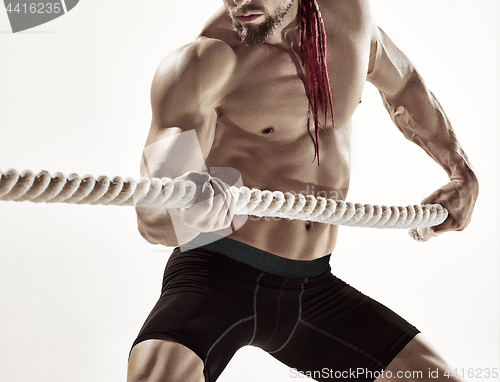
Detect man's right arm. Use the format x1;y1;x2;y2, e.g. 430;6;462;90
136;38;237;246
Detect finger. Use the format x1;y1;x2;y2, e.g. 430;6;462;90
422;199;453;234
431;209;468;234
177;170;211;182
430;219;453;234
173;171;212;205
210;178;237;228
210;178;235;216
213;177;237;208
172;182;214;226
215;193;237;230
190;181;215;215
175;171;211;194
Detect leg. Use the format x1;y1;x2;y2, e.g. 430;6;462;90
378;334;466;382
127;339;204;382
128;247;261;381
266;273;422;381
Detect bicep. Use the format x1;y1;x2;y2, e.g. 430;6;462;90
141;40;235;179
367;26;415;97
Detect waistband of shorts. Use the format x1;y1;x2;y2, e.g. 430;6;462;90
182;233;331;279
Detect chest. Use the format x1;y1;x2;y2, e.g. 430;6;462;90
220;45;310;142
219;31;369;139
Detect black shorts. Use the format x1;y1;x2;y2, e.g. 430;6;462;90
131;234;419;382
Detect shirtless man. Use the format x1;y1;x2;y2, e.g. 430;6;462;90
127;0;479;381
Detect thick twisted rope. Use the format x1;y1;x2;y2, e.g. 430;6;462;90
0;169;448;241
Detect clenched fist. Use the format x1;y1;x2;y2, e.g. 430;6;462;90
169;168;248;246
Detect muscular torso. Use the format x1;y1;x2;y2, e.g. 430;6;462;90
202;1;372;260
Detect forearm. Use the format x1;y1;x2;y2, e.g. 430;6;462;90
380;70;477;182
136;208;180;247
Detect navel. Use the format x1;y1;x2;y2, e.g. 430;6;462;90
262;127;275;135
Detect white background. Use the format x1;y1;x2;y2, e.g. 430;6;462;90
0;1;499;381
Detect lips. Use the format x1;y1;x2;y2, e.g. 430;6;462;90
235;14;262;23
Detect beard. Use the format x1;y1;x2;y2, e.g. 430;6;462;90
229;1;294;45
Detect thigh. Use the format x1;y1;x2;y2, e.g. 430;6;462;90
130;248;260;381
269;275;419;381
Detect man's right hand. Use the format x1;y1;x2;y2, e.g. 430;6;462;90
168;169;244;245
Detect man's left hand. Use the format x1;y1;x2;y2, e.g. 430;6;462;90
421;173;479;234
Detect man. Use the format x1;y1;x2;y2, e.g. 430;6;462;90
127;0;478;381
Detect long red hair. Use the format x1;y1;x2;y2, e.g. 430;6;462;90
300;0;334;164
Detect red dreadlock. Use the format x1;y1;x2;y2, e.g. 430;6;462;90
300;0;334;164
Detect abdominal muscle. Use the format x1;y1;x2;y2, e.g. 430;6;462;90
204;115;352;261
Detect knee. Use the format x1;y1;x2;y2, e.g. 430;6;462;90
127;340;205;382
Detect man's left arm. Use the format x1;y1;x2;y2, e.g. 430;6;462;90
367;26;479;233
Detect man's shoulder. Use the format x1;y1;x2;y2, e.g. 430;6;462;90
153;37;237;99
320;0;371;14
149;37;237;128
157;37;236;79
320;0;374;33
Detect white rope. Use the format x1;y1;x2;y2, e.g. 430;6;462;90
0;169;448;241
